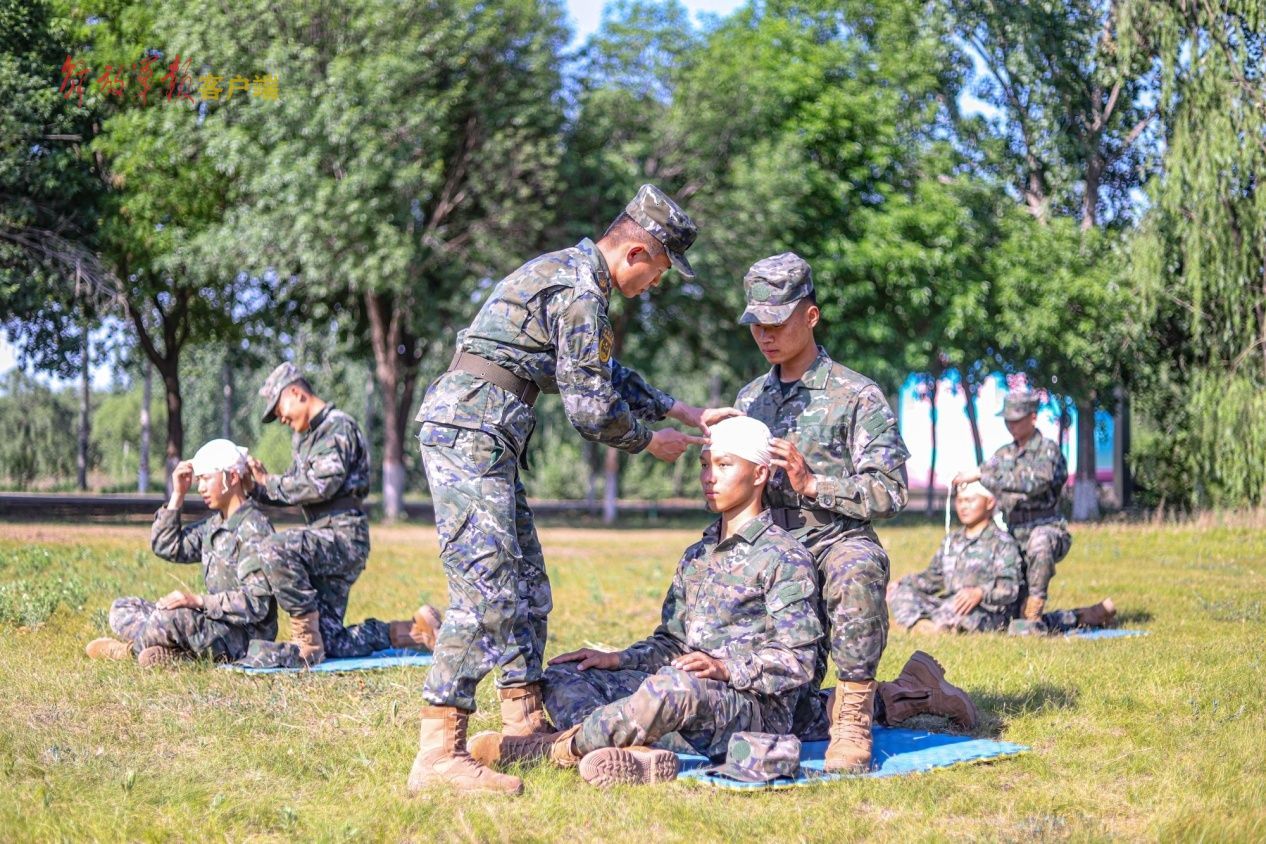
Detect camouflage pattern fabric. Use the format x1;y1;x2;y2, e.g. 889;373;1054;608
415;237;680;711
542;512;822;758
1010;522;1073;601
888;523;1023;633
622;183;698;278
737;346;908;687
109;503;278;660
738;252;816;326
250;404;384;659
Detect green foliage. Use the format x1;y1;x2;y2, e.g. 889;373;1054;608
0;370;78;488
0;546;89;626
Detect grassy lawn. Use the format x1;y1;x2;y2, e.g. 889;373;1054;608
1;517;1263;842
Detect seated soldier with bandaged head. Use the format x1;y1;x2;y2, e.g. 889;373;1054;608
462;416;824;788
85;439;279;667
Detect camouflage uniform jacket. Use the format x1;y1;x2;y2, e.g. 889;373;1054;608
736;346;909;547
252;405;370;529
980;431;1067;525
416;239;676;456
618;510;822;712
906;523;1023;614
150;501;278;637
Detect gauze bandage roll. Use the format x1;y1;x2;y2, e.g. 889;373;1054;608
957;480;995;500
190;439;250;478
707;416;773;467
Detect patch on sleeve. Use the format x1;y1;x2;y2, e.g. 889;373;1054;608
599;326;614;364
861;407;891;439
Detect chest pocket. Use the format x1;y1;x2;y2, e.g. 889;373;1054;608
795;423;851;472
709;563;765;625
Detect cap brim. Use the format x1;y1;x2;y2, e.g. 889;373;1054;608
738;301;799;326
261;401;279;424
702;762;794;784
668;250;696;279
1001;408;1032;421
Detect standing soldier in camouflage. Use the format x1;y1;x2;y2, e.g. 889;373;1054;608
408;185;724;796
248;364;440;667
721;252;910;773
953;389;1072;621
85;439;278;667
466;417;822;788
888;482;1023;633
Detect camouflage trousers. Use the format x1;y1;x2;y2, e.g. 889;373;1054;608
542;662;786;759
261;518;390;658
1011;521;1072;600
417;422;551;712
108;597;253;661
887;580;1011;633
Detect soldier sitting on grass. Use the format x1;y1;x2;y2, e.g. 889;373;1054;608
889;481;1114;635
85;439;279;667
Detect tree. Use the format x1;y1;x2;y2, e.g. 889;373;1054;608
166;0;569;520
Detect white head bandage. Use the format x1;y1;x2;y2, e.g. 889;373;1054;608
957;480;995;501
190;439;249;480
707;416;773;467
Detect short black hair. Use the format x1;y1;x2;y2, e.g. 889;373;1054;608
601;212;665;257
290;377;314;395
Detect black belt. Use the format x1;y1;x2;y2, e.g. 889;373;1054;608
303;496;364;522
769;507;836;531
1006;508;1059;527
449;350;540;407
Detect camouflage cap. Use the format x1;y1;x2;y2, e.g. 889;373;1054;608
1000;389;1040;422
738;252;814;326
236;639;307;670
704;732;801;783
258;362;304;423
624;184;698;279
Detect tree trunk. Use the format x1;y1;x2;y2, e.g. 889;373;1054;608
961;370;985;465
1072;398;1100;521
160;364;183;491
926;374;939;515
221;355;233;439
366;291;420;522
363;374;375;489
139;362;151;493
1112;385;1131;510
583;439;598;515
77;328;90;491
602;446;619;525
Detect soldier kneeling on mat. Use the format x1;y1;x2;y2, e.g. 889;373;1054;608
464;416;822;788
85;439;280;668
889;481;1114;636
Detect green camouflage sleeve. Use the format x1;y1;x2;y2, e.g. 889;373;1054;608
618;561;690;672
980;441;1066;498
199;564;274;625
721;546;822;696
609;358;676;422
260;425;353;506
811;386;909;520
551;290;654;453
150;508;206;564
980;534;1023;612
910;538;948;595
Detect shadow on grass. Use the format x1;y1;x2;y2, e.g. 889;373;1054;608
970;684;1081;737
1114;608;1154;625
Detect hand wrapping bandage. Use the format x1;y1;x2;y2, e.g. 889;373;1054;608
707;416;773;466
957;480;995;501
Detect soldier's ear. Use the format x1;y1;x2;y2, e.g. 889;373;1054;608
753;464;770;487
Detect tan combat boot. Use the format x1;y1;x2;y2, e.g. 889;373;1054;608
85;638;132;661
1073;598;1116;628
877;651;979;730
468;724;582;769
137;645;188;668
406;706;523;796
388;604;443;651
1022;596;1046;621
498;683;551;736
824;680;876;773
290;611;325;666
579;746;679;788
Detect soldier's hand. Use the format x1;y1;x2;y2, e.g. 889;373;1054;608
697;406;743;433
549;648;620;671
171;461;194;496
672;651;730;682
950;586;984;616
768;438;817;498
952;467;982;486
247;456;269;485
156;590;203;611
648;428;708;462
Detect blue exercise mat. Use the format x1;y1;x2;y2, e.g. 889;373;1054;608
1064;628;1148;640
677;727;1026;790
222;648;433;675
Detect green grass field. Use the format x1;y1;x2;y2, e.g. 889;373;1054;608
1;517;1263;842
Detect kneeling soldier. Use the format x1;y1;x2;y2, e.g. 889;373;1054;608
467;417;822;787
86;439;278;667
